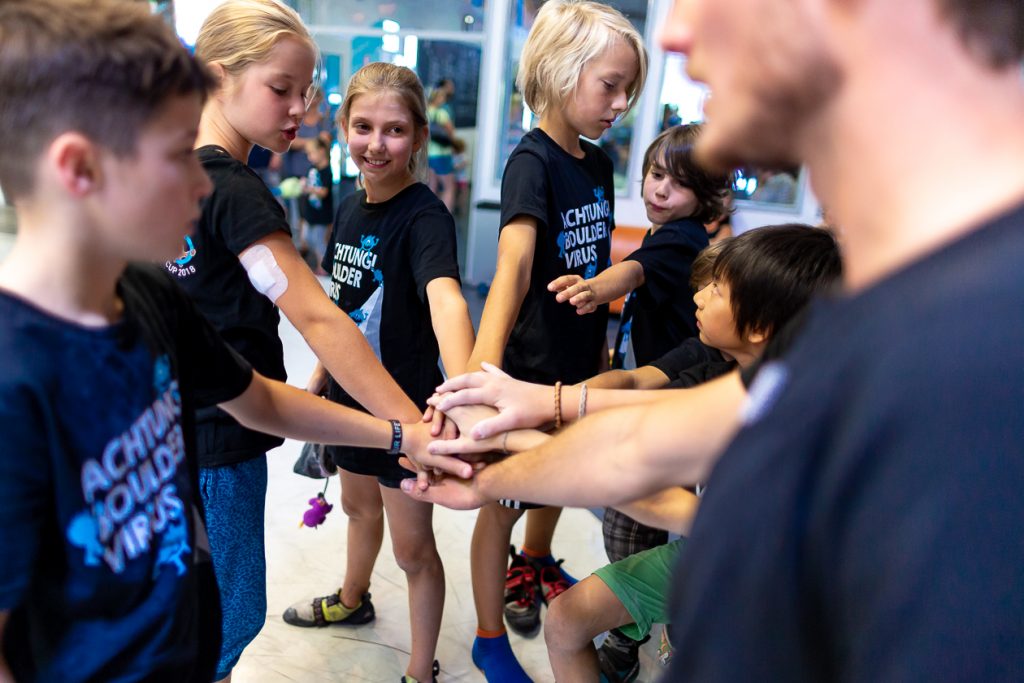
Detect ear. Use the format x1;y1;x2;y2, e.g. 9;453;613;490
47;132;101;197
745;328;767;345
338;118;350;144
413;124;428;152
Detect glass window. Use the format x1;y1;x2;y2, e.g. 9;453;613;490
494;0;648;197
655;52;805;211
292;0;485;34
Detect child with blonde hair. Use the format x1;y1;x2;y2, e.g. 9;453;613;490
283;62;475;683
183;3;451;680
461;1;646;679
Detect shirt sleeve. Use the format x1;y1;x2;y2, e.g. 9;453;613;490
625;228;703;309
649;338;720;381
408;207;461;303
209;166;291;255
499;150;549;233
0;383;49;610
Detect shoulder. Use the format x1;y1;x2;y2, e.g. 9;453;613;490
581;139;614;172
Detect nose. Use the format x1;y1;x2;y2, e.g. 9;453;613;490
660;0;695;56
289;93;307;121
612;87;629;114
368;130;386;151
653;176;669;198
693;283;708;308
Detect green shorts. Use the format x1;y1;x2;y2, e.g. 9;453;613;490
592;538;685;641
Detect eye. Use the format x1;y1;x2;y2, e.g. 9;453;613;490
270;86;287;96
602;80;614;91
650;170;664;180
390;126;404;135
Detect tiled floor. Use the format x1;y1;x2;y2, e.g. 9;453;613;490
232;292;667;682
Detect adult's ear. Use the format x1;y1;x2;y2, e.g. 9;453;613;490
47;132;100;197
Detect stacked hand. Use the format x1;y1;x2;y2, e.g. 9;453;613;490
428;363;552;439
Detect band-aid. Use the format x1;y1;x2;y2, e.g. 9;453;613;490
239;244;289;303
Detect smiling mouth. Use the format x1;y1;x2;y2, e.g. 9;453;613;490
363;157;389;168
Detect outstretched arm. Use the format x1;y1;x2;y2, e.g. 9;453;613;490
428;363;679;441
548;260;646;315
466;219;536;371
243;232;422;424
405;371;747;509
220;371;472;479
613;487;700;536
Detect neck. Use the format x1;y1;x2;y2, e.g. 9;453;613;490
195;99;253;163
801;7;1024;292
0;202;125;326
538;111;584;159
363;172;416;204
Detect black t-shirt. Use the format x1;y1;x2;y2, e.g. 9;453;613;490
166;145;288;466
299;163;334;226
0;264;253;682
499;128;615;384
619;218;709;367
668;203;1024;681
321;183;460;458
647;337;734;389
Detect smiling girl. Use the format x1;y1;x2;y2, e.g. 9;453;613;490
283;62;475;683
179;3;449;681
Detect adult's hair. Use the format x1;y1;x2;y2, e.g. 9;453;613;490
643;124;733;225
713;224;842;339
938;0;1024;68
337;62;429;178
516;0;648;119
0;0;213;201
195;0;318;95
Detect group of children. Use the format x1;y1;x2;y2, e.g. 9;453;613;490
0;1;843;682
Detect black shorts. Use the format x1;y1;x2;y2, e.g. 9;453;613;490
328;445;410;489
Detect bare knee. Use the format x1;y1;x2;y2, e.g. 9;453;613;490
341;489;384;522
544;589;591;652
392;535;440;575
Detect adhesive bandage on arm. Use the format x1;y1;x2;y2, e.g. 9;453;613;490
239;244;289;303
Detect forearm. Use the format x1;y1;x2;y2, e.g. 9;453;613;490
303;319;421;422
612;487;700;536
556;384;669;423
474;372;746;506
222;373;396;448
586;261;645;306
429;284;476;378
468;263;529;370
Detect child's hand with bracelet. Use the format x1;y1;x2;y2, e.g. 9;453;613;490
430;363;552;437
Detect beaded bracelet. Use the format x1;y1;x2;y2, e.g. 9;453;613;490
554;381;563;430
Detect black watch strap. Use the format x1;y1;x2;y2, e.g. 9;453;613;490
386;419;403;455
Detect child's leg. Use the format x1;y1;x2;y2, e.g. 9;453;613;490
471;502;533;682
543;576;633;683
283;470;383;627
380;484;445;683
199;455;269;682
523;506;561;557
339;470;385;607
473;502;525;630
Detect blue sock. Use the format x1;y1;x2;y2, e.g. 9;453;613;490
472;633;533;683
521;551;578;585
